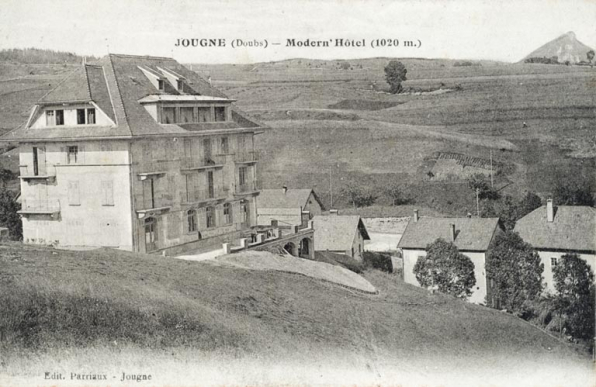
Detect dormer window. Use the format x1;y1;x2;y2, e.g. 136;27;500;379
76;108;96;125
157;80;165;91
162;107;176;124
177;79;183;91
46;110;55;126
214;106;227;122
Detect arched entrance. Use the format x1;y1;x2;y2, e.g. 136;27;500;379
144;217;158;252
283;242;297;256
299;238;311;259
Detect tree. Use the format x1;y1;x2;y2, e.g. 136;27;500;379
467;173;498;200
0;188;22;240
587;50;594;67
553;253;595;340
384;182;413;206
518;191;542;216
340;185;378;208
486;231;543;313
480;192;542;231
384;60;407;94
413;238;476;299
552;179;594;206
0;169;16;188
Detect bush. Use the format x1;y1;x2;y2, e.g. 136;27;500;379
384;60;407;94
362;252;393;273
0;188;22;240
413;238;476;299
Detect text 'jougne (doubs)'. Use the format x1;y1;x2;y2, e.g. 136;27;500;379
174;38;422;49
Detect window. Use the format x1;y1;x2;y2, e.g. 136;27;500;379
198;107;210;122
101;180;114;206
239;166;247;186
87;108;96;124
77;109;86;125
32;146;40;176
162;107;176;124
46;110;55;126
203;138;212;163
67;146;78;164
68;181;80;206
207;171;215;198
214;106;226;122
177;80;183;91
206;206;215;228
220;137;229;154
223;203;232;224
187;210;197;232
551;257;558;267
240;200;248;223
181;107;194;123
55;110;64;126
157;80;164;90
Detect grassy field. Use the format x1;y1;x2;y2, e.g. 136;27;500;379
0;242;593;386
0;57;594;215
197;58;595;213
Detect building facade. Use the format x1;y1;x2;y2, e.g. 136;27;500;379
2;54;263;255
398;212;501;304
312;213;370;261
514;200;596;293
256;188;323;227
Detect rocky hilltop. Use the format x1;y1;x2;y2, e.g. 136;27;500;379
522;31;594;64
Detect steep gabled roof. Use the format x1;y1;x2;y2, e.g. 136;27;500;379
313;215;370;251
258;189;317;209
38;66;91;104
398;217;500;251
514;205;595;252
1;53;262;142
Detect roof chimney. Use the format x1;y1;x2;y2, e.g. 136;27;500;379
547;199;554;222
450;223;456;242
329;209;339;215
413;209;419;222
282;185;288;194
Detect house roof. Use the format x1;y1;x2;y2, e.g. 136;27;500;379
258;189;319;209
397;217;500;251
1;54;262;143
514;205;595;252
313;215;371;251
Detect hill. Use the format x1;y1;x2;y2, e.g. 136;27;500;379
0;48;98;65
0;242;592;386
522;31;595;64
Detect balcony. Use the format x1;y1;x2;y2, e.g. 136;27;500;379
180;155;225;171
234;151;259;165
234;181;260;196
19;165;56;182
18;199;60;217
183;187;227;205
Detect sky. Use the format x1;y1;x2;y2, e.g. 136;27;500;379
0;0;595;64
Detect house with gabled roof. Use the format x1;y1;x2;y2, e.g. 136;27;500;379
398;211;502;304
514;199;595;293
313;213;370;261
1;54;264;254
257;187;323;227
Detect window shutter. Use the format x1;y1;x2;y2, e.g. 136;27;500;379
68;180;80;205
78;145;85;164
101;180;114;206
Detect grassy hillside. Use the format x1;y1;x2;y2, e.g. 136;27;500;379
0;55;594;215
0;242;592;386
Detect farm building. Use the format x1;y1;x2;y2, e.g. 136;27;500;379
1;54;264;255
257;187;323;227
313;213;370;261
514;200;596;293
398;212;501;304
